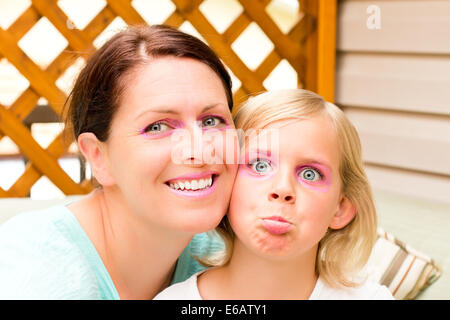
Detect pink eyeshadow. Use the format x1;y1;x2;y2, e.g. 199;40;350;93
295;163;332;192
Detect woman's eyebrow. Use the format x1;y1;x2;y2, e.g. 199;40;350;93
135;104;222;120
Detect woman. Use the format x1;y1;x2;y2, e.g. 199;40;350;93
0;25;238;299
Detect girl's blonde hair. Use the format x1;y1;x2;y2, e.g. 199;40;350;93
203;89;377;288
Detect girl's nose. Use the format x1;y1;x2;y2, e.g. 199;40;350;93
268;190;296;204
268;170;296;204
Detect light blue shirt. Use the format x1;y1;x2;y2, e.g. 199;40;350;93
0;205;223;299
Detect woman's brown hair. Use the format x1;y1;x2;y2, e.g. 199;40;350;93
65;24;233;142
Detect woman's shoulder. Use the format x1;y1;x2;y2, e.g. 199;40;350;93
0;205;71;247
0;205;106;299
154;271;205;300
0;205;90;251
310;276;394;300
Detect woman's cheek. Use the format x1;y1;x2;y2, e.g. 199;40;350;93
140;143;174;176
151;141;173;158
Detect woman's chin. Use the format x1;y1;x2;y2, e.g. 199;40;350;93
172;212;225;234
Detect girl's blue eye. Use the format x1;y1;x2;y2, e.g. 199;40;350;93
249;159;272;174
299;168;322;181
201;116;225;128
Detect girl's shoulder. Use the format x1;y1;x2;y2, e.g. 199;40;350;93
310;276;394;300
154;271;205;300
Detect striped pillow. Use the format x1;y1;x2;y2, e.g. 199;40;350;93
363;228;441;300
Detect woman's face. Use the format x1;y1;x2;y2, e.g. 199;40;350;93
228;116;345;260
101;56;238;233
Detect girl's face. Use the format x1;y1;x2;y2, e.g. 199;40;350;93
99;56;238;233
228;115;348;260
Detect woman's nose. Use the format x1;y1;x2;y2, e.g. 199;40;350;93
171;124;205;165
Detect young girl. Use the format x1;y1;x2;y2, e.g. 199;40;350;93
154;89;394;299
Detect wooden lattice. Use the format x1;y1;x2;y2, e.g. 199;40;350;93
0;0;336;197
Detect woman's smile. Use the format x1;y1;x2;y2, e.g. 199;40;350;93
165;171;219;199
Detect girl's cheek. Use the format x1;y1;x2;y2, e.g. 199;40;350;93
297;178;331;193
228;180;258;231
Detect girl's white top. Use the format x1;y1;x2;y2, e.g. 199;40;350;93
154;270;394;300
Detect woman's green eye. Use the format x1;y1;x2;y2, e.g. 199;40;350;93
201;116;227;129
203;117;217;127
145;122;170;133
150;124;161;131
202;116;221;127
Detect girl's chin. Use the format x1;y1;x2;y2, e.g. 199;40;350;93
238;228;299;259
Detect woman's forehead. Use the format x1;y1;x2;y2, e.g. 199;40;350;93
116;57;229;116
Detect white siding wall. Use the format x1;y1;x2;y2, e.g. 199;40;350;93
336;0;450;204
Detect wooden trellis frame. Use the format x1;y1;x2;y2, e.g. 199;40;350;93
0;0;336;198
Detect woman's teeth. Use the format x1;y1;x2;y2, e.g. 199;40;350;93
169;177;213;191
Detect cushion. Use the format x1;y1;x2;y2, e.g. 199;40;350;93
364;227;441;300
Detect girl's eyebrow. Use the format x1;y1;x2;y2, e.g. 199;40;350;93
298;158;332;171
247;150;332;170
247;149;272;157
135;104;222;120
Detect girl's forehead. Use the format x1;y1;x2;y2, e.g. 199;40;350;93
243;115;335;145
241;115;339;165
264;114;333;130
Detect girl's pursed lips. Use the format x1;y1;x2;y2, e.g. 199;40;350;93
262;216;293;224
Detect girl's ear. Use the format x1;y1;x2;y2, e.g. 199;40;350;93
329;196;357;230
77;132;115;187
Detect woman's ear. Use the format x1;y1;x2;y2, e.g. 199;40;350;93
329;196;357;230
77;132;115;187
